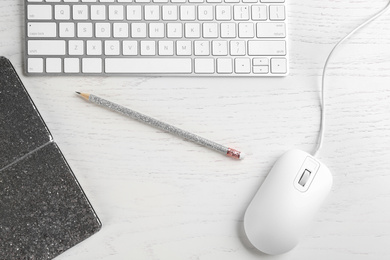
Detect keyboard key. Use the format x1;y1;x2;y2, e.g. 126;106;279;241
27;58;44;73
269;5;285;20
145;5;160;20
28;5;52;20
64;58;80;73
198;6;213;20
203;23;218;38
28;40;66;55
176;41;192;55
149;23;165;38
194;58;215;73
127;6;142;20
158;41;174;56
185;23;201;38
230;40;246;55
216;6;231;20
28;23;57;37
162;6;178;20
77;23;93;37
96;23;111;37
140;41;156;55
252;5;267;20
113;23;129;38
238;22;254;38
248;40;286;56
55;5;70;20
46;58;62;73
180;6;196;21
256;22;286;38
235;58;250;73
91;5;106;20
73;5;88;20
220;23;236;38
105;58;192;73
123;41;138;55
69;40;84;55
105;40;120;55
167;23;182;38
233;5;249;20
217;58;233;73
82;58;102;73
109;5;124;20
253;57;268;66
131;23;147;38
212;40;228;55
194;41;210;56
270;57;287;74
59;23;75;37
253;65;269;74
87;40;102;55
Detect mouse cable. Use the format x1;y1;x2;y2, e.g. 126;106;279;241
313;0;390;157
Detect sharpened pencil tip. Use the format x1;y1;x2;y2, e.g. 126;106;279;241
75;92;90;101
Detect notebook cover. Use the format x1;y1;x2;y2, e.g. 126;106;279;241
0;56;102;259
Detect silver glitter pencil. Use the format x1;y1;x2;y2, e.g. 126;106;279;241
76;92;244;160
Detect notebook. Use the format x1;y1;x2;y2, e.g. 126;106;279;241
0;56;101;259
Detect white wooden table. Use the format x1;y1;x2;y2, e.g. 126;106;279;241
1;1;390;259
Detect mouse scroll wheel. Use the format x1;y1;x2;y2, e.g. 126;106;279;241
298;169;311;187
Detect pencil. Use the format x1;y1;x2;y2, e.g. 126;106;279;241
76;92;244;160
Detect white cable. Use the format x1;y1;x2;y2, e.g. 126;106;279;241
313;1;390;157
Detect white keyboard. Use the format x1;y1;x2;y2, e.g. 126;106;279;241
25;0;288;76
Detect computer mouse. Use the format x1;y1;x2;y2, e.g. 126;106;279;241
243;149;332;255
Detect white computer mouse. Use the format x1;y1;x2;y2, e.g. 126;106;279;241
244;149;333;255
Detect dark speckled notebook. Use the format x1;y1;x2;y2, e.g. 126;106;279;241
0;57;101;259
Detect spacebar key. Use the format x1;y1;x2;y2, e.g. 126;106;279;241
105;58;192;74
